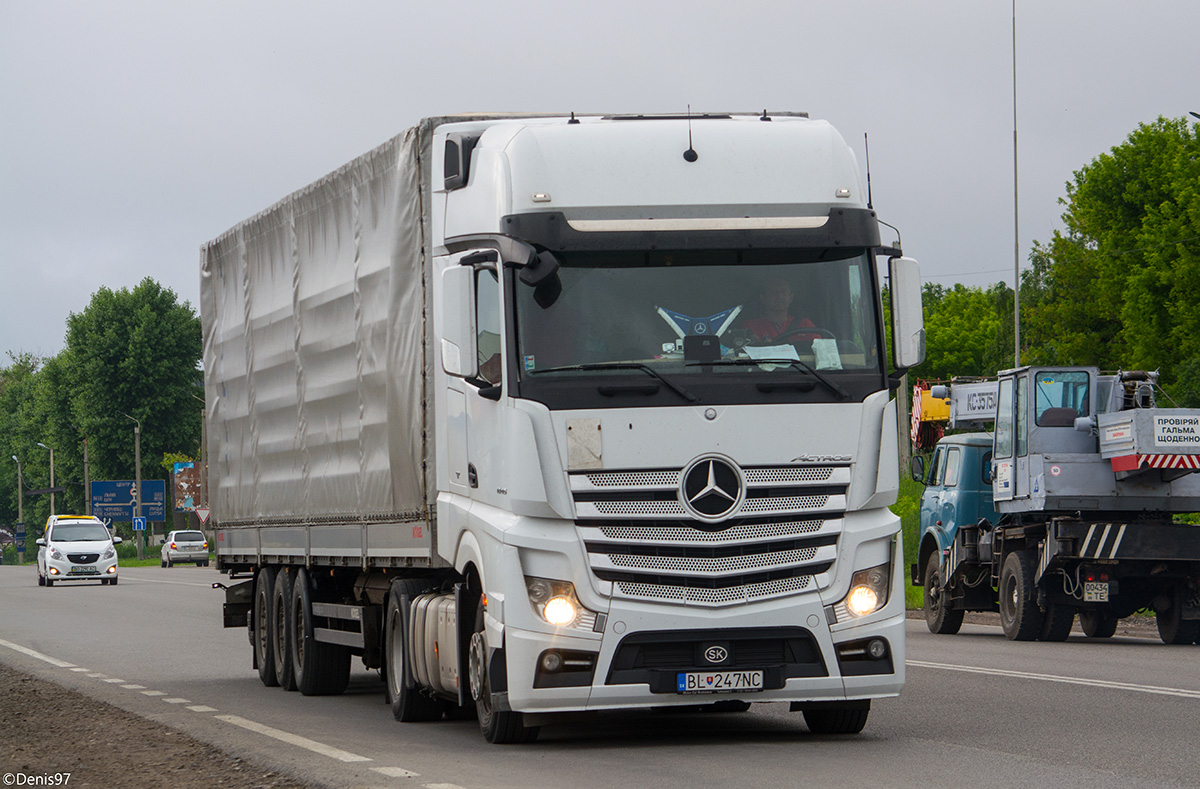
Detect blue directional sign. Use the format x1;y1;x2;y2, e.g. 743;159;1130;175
90;480;166;521
132;517;146;531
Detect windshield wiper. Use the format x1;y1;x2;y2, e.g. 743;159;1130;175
688;358;851;401
531;363;698;403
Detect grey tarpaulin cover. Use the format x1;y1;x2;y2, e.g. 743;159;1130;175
200;123;434;526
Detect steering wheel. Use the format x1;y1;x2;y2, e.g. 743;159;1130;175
763;326;836;344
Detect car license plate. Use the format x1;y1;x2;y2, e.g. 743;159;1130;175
677;670;764;694
1084;582;1109;602
69;565;97;574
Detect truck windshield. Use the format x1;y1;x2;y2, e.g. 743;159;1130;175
513;249;883;407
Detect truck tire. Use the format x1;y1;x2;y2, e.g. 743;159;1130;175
1079;609;1117;639
384;579;442;722
923;552;964;635
999;550;1043;641
273;569;297;691
254;567;279;687
802;702;870;735
469;598;538;743
1156;587;1200;645
289;567;351;695
1039;605;1074;642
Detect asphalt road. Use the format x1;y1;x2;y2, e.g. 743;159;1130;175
2;564;1197;789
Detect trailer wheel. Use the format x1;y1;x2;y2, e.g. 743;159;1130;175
469;598;538;743
999;550;1043;641
1156;587;1200;645
384;579;443;722
923;552;964;635
273;569;297;691
802;702;870;735
1039;605;1074;642
289;567;351;695
254;567;279;687
1079;609;1117;639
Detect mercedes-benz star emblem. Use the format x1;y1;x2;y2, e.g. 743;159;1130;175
681;456;743;521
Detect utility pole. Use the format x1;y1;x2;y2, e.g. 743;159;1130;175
83;438;91;516
11;455;23;562
1012;0;1021;367
37;442;55;516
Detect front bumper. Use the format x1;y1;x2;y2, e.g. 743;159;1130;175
45;556;118;581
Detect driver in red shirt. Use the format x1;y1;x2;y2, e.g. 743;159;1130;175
741;277;817;342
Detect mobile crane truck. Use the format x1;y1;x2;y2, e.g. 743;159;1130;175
204;112;926;743
911;367;1200;644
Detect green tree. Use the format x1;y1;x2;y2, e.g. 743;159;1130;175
65;278;203;487
1028;116;1200;403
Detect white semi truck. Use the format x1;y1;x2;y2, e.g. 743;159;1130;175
203;112;925;743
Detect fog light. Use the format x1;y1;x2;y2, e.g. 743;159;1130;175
866;638;888;660
49;567;60;575
541;651;563;673
106;566;117;574
847;586;879;617
543;596;578;626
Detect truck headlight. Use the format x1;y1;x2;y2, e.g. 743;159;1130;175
835;562;891;621
525;577;595;630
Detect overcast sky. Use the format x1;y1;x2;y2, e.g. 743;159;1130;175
2;0;1197;358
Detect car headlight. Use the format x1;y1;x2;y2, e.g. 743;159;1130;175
525;577;595;629
102;546;116;560
50;548;64;561
834;562;891;621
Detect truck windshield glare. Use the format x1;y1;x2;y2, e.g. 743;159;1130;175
514;250;881;382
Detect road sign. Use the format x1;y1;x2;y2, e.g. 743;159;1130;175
196;507;211;524
90;480;167;521
133;517;146;531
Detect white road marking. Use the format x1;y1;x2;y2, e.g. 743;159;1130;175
424;784;468;789
142;690;167;696
215;715;373;763
122;684;147;690
372;767;420;778
0;638;76;668
70;667;91;672
908;659;1200;699
103;678;126;683
187;705;218;713
162;697;191;704
118;575;219;588
87;672;107;678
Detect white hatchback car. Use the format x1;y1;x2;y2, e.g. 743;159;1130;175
36;515;122;586
161;530;210;567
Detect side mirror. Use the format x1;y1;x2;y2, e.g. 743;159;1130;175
910;454;926;483
439;264;478;379
890;256;925;370
113;536;123;544
36;538;45;547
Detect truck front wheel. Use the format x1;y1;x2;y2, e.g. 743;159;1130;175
999;550;1043;641
921;549;969;637
469;598;538;743
384;579;443;721
924;552;964;635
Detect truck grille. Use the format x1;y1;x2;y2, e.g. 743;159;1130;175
572;464;847;607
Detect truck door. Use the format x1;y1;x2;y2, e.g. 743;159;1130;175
919;446;948;537
1013;372;1029;501
993;377;1014;502
463;265;507;504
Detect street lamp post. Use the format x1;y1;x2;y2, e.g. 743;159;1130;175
36;442;55;516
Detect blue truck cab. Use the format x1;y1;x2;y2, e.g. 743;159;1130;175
909;433;998;630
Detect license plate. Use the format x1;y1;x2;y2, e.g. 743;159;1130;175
69;565;97;574
677;670;764;694
1084;582;1109;602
